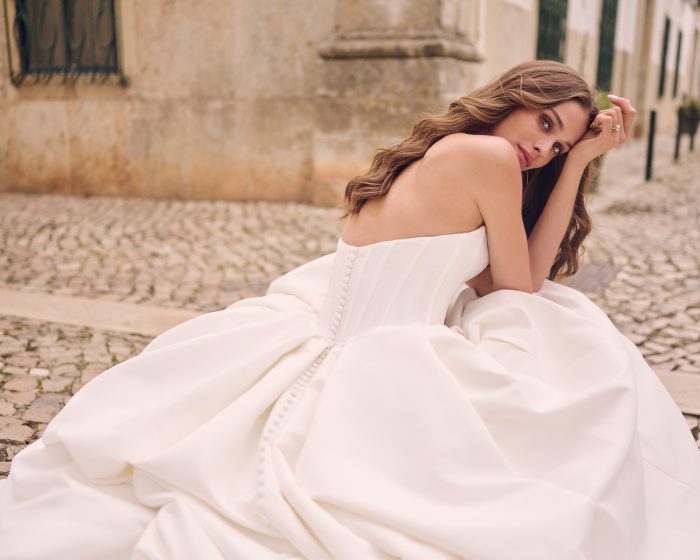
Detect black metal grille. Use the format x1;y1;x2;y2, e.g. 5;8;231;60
536;0;568;62
3;0;122;85
596;0;617;92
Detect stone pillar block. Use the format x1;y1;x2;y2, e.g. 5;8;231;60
311;0;484;206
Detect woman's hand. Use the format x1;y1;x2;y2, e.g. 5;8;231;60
568;95;637;167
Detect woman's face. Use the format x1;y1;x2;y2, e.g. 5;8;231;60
490;100;590;170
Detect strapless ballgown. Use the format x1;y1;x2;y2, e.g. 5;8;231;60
1;226;699;560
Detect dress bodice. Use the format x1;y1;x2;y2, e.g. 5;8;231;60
318;226;489;344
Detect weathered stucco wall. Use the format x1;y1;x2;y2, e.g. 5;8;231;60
481;0;538;84
311;0;484;205
0;0;697;203
0;0;485;204
0;0;333;201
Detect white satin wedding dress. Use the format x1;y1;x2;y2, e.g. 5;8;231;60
1;225;699;560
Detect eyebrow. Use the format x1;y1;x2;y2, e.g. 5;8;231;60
549;108;573;151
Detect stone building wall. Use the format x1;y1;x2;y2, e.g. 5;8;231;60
641;0;700;131
0;0;697;203
0;0;489;204
0;0;336;202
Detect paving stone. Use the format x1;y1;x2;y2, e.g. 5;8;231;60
0;417;21;429
0;344;25;356
0;401;15;416
643;341;670;354
0;424;33;444
79;370;103;386
3;391;37;407
2;365;27;376
3;445;21;460
53;364;79;375
41;376;72;393
3;376;37;392
6;356;38;368
29;367;50;377
22;404;58;423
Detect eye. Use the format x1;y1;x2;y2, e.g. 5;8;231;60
541;114;564;156
541;114;552;130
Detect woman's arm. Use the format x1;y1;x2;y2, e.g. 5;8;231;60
525;156;588;291
469;96;636;295
467;155;587;296
425;133;534;294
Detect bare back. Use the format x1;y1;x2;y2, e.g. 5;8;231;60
340;133;533;294
340;134;484;247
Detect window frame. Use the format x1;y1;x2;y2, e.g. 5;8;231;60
595;0;618;92
536;0;569;62
658;16;671;98
2;0;126;86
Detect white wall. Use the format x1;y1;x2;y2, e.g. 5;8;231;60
568;0;603;35
615;0;640;52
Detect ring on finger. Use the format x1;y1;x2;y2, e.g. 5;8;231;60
612;124;621;133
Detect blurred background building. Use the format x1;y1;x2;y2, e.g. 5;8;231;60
0;0;698;204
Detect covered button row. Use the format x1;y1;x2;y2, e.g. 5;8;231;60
329;248;357;339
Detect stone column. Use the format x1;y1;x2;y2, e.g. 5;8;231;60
311;0;485;206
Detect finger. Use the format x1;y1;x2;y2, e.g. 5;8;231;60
608;95;636;135
593;114;622;146
611;104;623;123
591;112;613;131
593;107;627;145
598;107;623;135
607;94;634;114
608;105;626;142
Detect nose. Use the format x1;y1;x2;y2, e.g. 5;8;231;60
533;137;554;157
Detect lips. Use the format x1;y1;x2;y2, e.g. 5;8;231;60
517;145;532;167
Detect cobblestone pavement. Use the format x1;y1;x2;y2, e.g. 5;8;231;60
584;147;700;376
1;136;699;476
0;316;149;476
0;198;342;312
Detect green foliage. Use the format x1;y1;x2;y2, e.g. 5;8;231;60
594;90;614;110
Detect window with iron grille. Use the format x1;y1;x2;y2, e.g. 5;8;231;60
3;0;122;85
596;0;617;92
536;0;568;62
658;17;671;98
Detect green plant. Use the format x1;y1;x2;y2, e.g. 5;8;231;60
594;90;614;110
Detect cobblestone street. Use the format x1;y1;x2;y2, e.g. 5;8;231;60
1;135;699;477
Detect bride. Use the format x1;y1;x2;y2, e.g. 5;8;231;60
1;60;698;560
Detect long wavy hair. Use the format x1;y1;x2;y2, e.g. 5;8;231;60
342;60;600;280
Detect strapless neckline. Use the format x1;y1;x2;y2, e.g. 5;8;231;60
338;224;486;250
322;224;490;344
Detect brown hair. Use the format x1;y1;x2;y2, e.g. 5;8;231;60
342;60;600;280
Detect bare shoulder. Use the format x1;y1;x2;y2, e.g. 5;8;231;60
421;133;521;196
425;132;520;170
